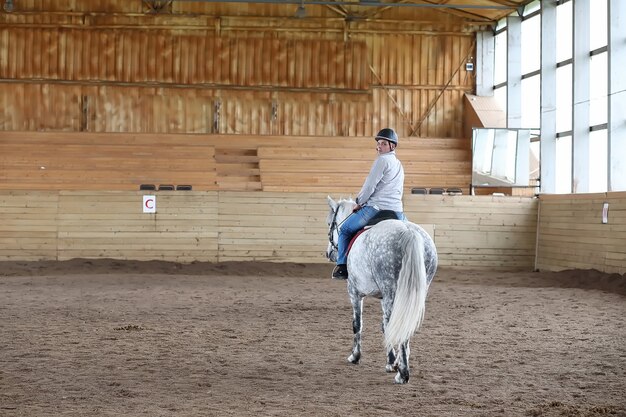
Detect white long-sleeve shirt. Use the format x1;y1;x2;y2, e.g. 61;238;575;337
356;151;404;212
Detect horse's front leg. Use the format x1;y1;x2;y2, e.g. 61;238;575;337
394;341;411;384
347;289;363;364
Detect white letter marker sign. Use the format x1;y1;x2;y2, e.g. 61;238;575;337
143;195;156;213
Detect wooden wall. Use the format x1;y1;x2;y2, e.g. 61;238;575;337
536;193;626;275
0;131;472;193
0;190;218;262
0;190;537;270
0;1;475;138
405;195;537;269
6;186;626;273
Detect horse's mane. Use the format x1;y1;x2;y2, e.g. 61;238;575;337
337;196;355;205
335;197;355;214
327;196;355;224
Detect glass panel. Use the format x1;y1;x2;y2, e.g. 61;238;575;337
556;64;572;133
522;15;541;74
556;0;572;63
473;129;495;175
590;0;608;51
521;75;540;129
590;52;608;126
472;128;532;187
529;140;540;184
523;0;541;16
494;31;508;85
589;129;608;192
496;17;507;32
556;135;572;194
494;85;507;116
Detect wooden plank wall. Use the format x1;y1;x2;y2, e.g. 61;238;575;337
0;191;58;260
0;190;538;270
218;192;327;263
56;191;219;262
536;193;626;274
0;131;471;193
257;136;471;193
0;191;219;262
404;195;538;269
0;2;474;138
0;132;218;190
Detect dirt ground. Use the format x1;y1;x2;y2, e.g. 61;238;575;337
1;260;625;417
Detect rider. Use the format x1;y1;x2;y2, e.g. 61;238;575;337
332;128;406;280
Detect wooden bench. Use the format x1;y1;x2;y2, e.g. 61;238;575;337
0;132;471;193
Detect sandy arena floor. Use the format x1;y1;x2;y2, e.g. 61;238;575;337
1;260;625;417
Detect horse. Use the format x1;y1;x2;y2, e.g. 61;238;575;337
325;196;438;384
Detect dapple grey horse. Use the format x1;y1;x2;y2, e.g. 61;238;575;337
326;196;437;384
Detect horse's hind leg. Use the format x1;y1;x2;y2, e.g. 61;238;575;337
347;291;363;364
381;298;396;372
385;346;396;372
394;341;410;384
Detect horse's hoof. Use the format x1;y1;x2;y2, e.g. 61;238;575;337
394;373;409;384
347;354;360;364
385;364;396;373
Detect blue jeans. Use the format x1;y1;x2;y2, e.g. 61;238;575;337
336;206;405;265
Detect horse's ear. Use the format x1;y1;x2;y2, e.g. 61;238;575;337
327;195;337;211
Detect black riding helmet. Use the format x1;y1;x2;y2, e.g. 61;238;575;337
375;128;398;146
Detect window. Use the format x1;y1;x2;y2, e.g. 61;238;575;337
494;30;507;86
522;15;540;74
486;0;619;193
521;75;540;129
555;64;572;134
590;0;608;51
556;1;572;63
589;52;608;127
589;129;608;193
555;135;572;194
494;85;507;114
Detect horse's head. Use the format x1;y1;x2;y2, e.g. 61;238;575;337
326;196;356;262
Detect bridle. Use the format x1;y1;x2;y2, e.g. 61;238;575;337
328;208;340;253
328;206;352;253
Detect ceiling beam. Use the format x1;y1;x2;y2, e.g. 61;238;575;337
172;0;517;10
406;0;496;22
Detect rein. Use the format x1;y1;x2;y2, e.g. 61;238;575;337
328;208;352;252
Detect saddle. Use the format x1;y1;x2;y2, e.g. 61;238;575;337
347;210;400;254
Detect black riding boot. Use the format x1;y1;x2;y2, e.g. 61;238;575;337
332;264;348;280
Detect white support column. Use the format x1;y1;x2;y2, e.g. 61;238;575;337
540;0;557;193
507;15;522;128
609;0;626;191
476;30;495;97
572;0;591;193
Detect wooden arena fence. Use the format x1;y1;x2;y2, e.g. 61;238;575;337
535;192;626;274
0;190;535;270
1;190;624;273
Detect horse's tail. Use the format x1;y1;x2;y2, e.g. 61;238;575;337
384;226;428;351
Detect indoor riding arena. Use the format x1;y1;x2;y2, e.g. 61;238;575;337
1;1;624;416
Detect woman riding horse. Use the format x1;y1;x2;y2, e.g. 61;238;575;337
332;127;406;280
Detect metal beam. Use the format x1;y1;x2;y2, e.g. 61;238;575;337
172;0;517;10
